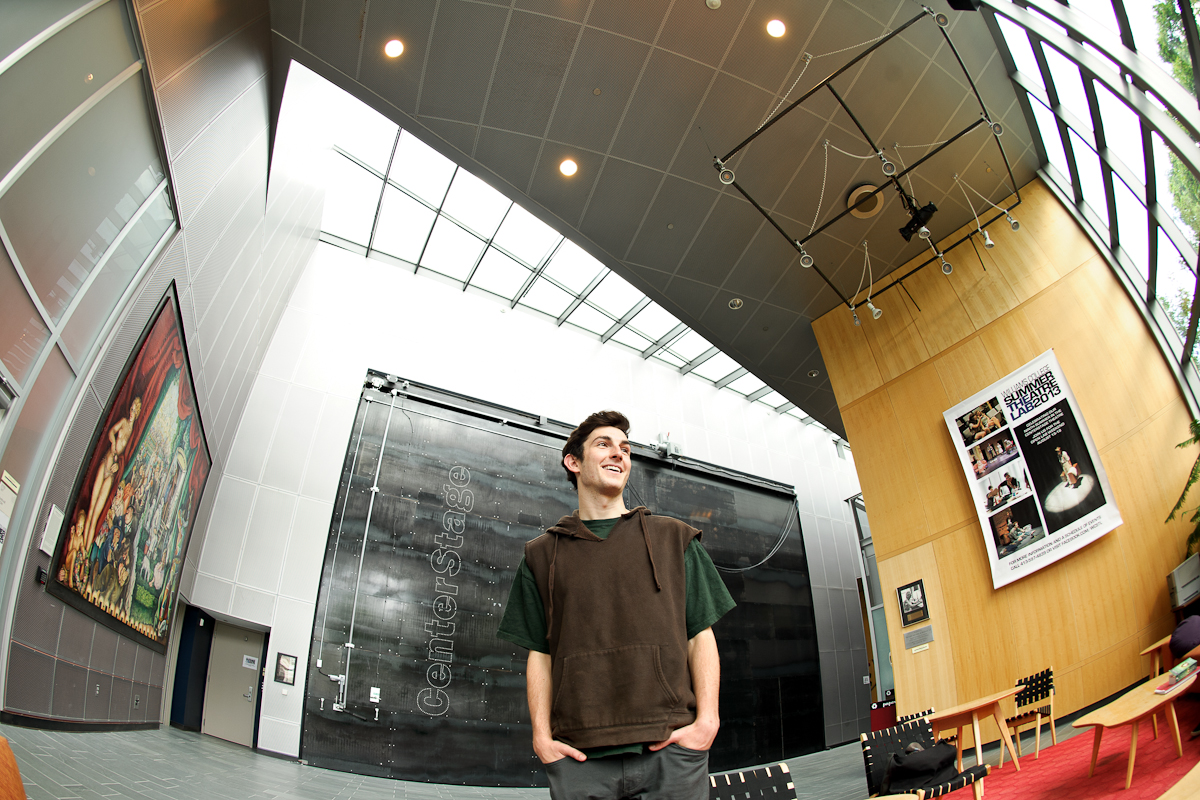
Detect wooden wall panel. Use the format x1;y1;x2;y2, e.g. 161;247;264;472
815;178;1196;732
902;260;976;357
841;393;931;557
863;289;931;383
886;362;975;535
944;243;1020;330
934;338;1000;408
877;544;959;718
813;304;883;406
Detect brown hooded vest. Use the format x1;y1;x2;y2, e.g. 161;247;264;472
523;506;700;749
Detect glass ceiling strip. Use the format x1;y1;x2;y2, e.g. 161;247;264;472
601;296;651;344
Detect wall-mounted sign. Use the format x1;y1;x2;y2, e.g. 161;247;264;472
243;655;259;671
943;350;1121;589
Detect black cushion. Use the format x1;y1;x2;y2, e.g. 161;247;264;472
880;741;959;794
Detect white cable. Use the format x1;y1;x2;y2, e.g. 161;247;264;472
892;144;917;199
827;142;876;159
865;241;874;302
811;140;830;234
960;177;1012;214
956;174;982;232
853;242;868;303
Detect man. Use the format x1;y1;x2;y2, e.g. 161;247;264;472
497;411;735;800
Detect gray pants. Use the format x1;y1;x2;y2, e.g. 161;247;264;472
544;745;709;800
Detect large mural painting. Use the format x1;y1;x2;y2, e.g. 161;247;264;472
49;284;211;652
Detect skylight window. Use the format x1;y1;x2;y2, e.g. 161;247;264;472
727;373;767;396
390;131;456;207
289;60;808;426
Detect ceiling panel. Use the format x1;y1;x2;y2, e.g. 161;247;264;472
547;29;651;152
656;0;757;71
587;0;672;43
482;11;578;137
527;141;604;228
676;193;767;287
515;0;588;23
576;158;664;258
418;0;508;123
625;175;721;270
721;226;804;303
609;48;714;171
474;128;543;193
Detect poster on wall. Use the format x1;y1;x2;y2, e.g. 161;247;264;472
48;283;211;653
943;349;1121;589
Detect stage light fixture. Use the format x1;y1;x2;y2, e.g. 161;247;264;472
867;301;882;319
879;153;897;176
719;167;735;184
981;229;995;249
935;12;949;27
852;308;861;326
1007;214;1020;231
797;243;814;268
940;255;953;275
899;201;937;242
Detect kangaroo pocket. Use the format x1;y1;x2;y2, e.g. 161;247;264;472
552;644;680;735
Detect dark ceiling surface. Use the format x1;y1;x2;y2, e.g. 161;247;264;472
267;0;1040;438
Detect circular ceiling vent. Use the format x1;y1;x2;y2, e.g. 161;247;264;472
848;184;884;219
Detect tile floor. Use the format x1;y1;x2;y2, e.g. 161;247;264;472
0;717;1089;800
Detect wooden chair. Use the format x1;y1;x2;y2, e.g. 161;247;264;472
1;737;25;800
860;718;989;800
999;667;1056;766
708;762;795;800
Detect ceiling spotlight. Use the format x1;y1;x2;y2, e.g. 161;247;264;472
935;12;950;27
1007;214;1020;231
728;297;744;309
797;243;814;268
560;159;578;176
807;369;820;378
867;301;882;320
899;201;938;242
852;308;861;326
879;154;897;176
981;229;995;249
767;19;786;37
940;255;953;275
989;120;1003;136
384;39;404;57
706;0;721;7
718;167;735;184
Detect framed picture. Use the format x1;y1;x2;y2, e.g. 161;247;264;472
48;283;211;653
897;579;930;627
275;653;297;685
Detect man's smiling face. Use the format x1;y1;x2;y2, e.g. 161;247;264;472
567;425;631;497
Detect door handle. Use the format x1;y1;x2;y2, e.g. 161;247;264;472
244;686;253;701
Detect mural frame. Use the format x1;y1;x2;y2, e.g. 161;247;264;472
47;282;210;653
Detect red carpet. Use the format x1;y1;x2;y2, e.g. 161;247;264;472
977;695;1200;799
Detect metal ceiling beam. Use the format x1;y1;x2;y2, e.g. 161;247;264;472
714;368;748;390
680;347;719;376
601;296;651;343
747;385;774;403
556;271;606;326
642;323;688;359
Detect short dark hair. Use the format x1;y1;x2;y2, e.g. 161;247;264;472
561;410;630;489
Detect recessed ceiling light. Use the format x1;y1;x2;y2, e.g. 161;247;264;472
729;298;744;310
706;0;721;9
808;369;819;378
385;39;404;57
560;159;578;176
593;87;602;96
767;19;785;37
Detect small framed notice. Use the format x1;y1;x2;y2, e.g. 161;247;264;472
897;579;930;627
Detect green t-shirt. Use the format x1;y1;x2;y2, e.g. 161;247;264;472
496;517;737;758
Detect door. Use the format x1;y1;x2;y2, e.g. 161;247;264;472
201;621;263;746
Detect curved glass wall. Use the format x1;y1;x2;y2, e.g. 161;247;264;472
983;0;1200;408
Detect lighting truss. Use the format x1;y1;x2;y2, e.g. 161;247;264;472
713;6;1021;308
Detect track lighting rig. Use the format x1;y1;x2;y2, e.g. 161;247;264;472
712;5;1022;313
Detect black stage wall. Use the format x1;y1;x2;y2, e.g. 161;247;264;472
300;375;823;785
